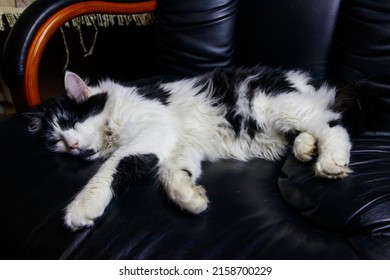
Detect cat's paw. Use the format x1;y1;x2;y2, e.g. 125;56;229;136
314;152;352;179
172;184;209;214
293;132;317;162
64;188;112;231
64;198;104;231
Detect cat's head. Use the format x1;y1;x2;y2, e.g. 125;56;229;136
27;71;109;160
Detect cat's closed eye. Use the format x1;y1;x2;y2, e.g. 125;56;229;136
46;137;61;147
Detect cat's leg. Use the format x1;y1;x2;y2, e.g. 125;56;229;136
292;124;351;178
293;126;351;178
291;127;351;178
64;157;117;230
293;132;317;162
158;150;208;214
313;124;352;178
252;92;352;178
64;153;157;230
290;122;351;178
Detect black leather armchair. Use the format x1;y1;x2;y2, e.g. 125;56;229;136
1;0;390;259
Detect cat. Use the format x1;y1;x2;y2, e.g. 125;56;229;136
27;65;352;231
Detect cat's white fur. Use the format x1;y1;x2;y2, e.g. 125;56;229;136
55;71;352;230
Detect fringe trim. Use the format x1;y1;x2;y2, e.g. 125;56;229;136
60;12;155;69
0;8;25;31
64;12;155;29
0;10;155;31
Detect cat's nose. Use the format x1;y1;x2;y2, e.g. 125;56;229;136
69;141;79;150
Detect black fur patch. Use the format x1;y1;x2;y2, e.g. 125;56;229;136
77;92;108;121
213;68;247;136
195;66;294;138
246;68;295;99
137;83;171;105
111;154;158;196
195;68;248;136
244;117;260;139
42;92;108;131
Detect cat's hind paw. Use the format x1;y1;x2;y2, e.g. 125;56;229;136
293;132;317;162
314;152;352;179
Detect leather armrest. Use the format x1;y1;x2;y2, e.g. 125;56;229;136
1;0;156;112
279;132;390;235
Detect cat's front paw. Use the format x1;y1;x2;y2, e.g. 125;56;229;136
314;152;352;179
172;184;209;214
64;187;112;231
64;198;104;231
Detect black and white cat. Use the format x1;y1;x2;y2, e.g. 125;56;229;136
28;66;352;231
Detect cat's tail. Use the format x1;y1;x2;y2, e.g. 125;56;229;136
334;83;386;136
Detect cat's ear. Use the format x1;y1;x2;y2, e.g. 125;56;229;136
64;71;91;102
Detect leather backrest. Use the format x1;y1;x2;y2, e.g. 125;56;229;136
156;0;390;87
329;0;390;131
235;0;341;80
330;0;390;92
156;0;238;76
156;0;342;80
